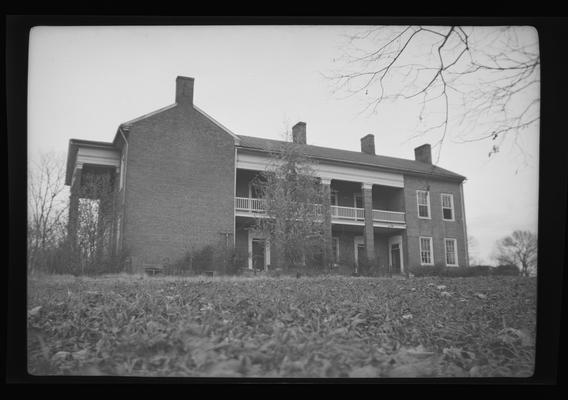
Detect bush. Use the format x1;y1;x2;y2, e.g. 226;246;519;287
163;251;193;276
29;240;132;276
89;248;131;275
219;246;247;276
164;244;247;276
408;264;492;278
408;264;444;277
493;264;520;276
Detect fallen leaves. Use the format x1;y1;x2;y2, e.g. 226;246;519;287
27;275;536;378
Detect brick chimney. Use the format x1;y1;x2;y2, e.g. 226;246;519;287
414;144;432;164
176;76;194;105
292;122;306;144
360;134;375;155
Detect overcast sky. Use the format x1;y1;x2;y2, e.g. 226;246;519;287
28;25;539;264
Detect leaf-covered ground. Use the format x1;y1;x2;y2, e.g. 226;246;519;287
27;275;536;378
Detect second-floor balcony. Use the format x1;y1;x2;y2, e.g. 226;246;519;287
235;197;406;228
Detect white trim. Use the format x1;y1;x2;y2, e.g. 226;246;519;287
115;215;122;252
416;190;431;219
444;238;458;267
76;147;120;168
419;236;434;265
441;193;455;221
460;182;470;267
247;231;271;270
321;178;332;185
194;105;241;144
119;128;129;192
121;103;177;126
233;147;237;246
236;150;404;188
361;182;373;190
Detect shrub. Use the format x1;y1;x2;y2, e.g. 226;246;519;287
219;247;247;276
30;239;132;276
356;254;371;276
191;245;214;273
408;264;492;278
40;241;82;275
408;264;444;277
89;248;131;275
164;244;247;276
163;251;193;276
493;264;520;276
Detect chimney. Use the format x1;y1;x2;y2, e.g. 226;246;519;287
292;122;306;144
360;134;375;155
175;76;194;105
414;144;432;164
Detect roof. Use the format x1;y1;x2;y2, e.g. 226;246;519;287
236;135;466;181
65;139;116;185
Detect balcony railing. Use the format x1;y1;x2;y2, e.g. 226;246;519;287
235;197;266;213
330;205;365;221
236;197;405;226
372;209;406;223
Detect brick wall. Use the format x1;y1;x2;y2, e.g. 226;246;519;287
122;104;236;271
403;175;468;269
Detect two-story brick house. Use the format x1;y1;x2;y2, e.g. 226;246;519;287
65;76;469;273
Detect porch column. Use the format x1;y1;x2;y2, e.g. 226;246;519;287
67;167;82;249
321;178;333;268
362;182;375;261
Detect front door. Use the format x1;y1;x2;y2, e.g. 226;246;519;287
252;239;266;271
356;244;366;267
390;243;401;274
354;236;365;269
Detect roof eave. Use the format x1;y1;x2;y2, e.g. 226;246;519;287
235;145;466;182
64;139;117;186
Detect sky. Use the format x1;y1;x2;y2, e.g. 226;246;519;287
28;25;540;264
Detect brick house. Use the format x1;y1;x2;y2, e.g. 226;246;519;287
65;76;469;273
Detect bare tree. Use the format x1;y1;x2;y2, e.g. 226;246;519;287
252;142;329;270
329;26;539;163
468;235;484;266
494;230;538;277
27;152;68;272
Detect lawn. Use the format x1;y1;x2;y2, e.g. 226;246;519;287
27;274;536;378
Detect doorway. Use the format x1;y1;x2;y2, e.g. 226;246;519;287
354;236;365;267
390;243;401;274
388;235;404;274
248;231;271;270
252;239;266;271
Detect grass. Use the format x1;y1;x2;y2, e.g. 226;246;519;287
27;274;536;378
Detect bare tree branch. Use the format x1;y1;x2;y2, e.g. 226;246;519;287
328;26;540;164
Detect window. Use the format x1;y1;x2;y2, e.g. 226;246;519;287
354;193;363;208
445;238;458;266
417;190;431;218
332;237;339;264
441;193;455;221
249;182;262;199
419;237;433;265
330;190;338;206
